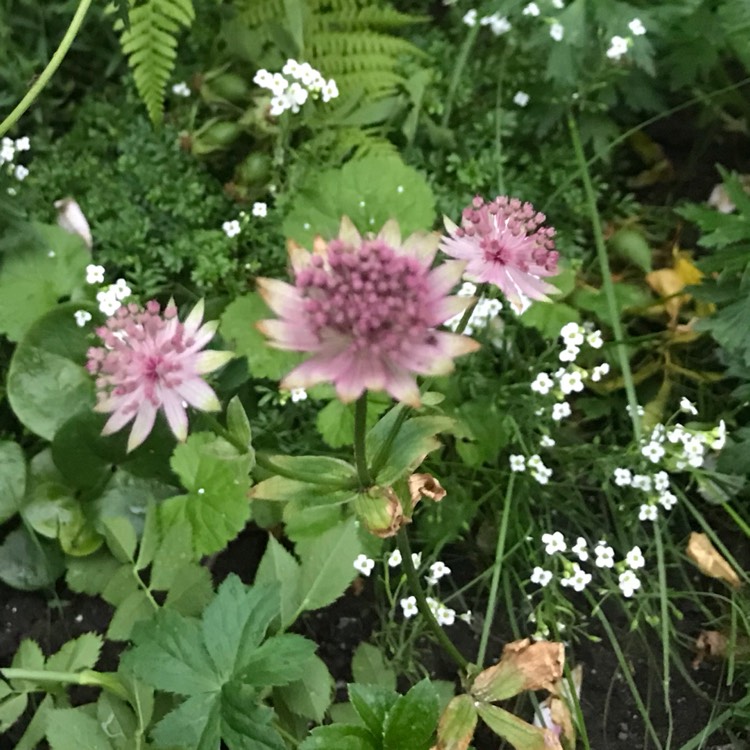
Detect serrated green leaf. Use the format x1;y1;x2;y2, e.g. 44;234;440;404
95;693;139;750
107;591;154;642
609;228;653;272
299;724;378;750
14;693;53;750
351;643;397;690
0;693;27;732
221;293;301;380
383;679;438;750
316;397;390;449
238;634;316;687
0;440;26;524
163;564;214;616
283;156;435;247
101;565;139;605
46;707;114;750
255;534;302;627
297;517;362;613
571;284;652;326
221;686;287;750
273;655;333;723
283;502;346;542
11;639;45;676
101;517;137;564
0;527;64;590
47;633;102;673
150;521;195;590
349;683;398;738
66;553;123;596
150;691;219;749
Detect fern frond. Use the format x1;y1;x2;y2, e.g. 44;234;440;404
319;5;428;29
120;0;195;124
311;30;423;59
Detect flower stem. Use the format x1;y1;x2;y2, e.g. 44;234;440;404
476;473;514;666
441;24;479;129
354;393;372;487
0;668;129;700
397;528;469;671
567;112;642;442
0;0;93;137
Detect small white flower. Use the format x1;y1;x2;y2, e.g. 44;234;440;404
560;371;584;395
1;140;15;163
528;454;542;469
112;279;131;301
430;561;451;580
222;220;241;238
641;441;665;464
522;2;540;16
513;90;530;107
282;59;301;77
658;490;677;510
510;454;526;472
171;82;191;97
628;18;646;36
558;346;579;363
14;136;30;152
560;322;584;346
653;471;670;492
74;310;92;327
321;79;339;102
353;554;375;576
711;420;726;451
550;22;564;41
400;596;418;618
625;546;645;569
485;13;511;35
586;330;604;348
426;597;440;617
667;425;686;443
252;202;268;218
552;402;571;421
542;531;566;554
531;372;554;395
632;474;652;492
590;363;610;382
85;264;106;285
14;164;29;181
625;403;645;417
638;504;658;522
530;566;553;587
594;542;615;568
387;549;402;567
613;467;632;486
462;8;478;26
458;281;477;297
572;537;589;562
561;563;591;592
618;570;641;598
540;435;556;448
436;605;456;626
458;611;473;624
97;291;121;317
290;387;307;403
606;35;629;60
411;552;422;568
680;397;698;415
532;468;551;485
253;69;273;88
552;0;564;7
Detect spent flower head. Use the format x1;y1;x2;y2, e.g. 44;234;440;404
257;218;478;406
441;196;558;306
86;300;232;451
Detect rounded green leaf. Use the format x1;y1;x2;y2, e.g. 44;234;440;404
0;441;26;524
0;527;65;590
8;303;97;440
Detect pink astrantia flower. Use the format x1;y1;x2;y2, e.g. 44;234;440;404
257;217;479;406
86;299;232;452
440;195;560;306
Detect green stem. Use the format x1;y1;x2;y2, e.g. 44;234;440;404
0;0;93;137
441;24;479;130
722;501;750;539
567;113;642;443
476;473;514;666
653;523;674;748
397;528;469;671
255;453;357;488
1;668;129;700
353;393;372;487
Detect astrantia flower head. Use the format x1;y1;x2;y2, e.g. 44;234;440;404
86;300;232;452
440;196;559;306
257;217;479;406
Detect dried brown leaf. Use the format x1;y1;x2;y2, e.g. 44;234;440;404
686;532;741;589
408;473;446;509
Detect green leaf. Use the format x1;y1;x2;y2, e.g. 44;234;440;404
273;655;333;722
46;707;114;750
101;517;137;564
609;228;653;272
283;156;435;247
283;502;346;542
221;293;301;380
519;301;580;339
0;693;27;732
164;564;214;616
0;527;64;590
107;591;154;642
351;643;397;690
47;633;102;673
571;284;652;327
7;303;96;440
349;683;398;738
0;223;89;342
66;552;122;596
435;695;477;750
0;440;26;524
255;534;302;627
477;703;552;750
227;395;254;455
297;517;362;613
150;521;196;590
383;679;438;750
221;687;287;750
162;433;251;555
96;693;139;750
316;396;390;448
300;725;378;750
150;691;219;749
238;634;316;686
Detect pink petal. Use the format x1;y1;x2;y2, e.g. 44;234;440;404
257;320;320;351
101;404;137;435
429;295;474;326
175;377;221;411
161;391;188;442
377;219;401;248
382;366;421;407
401;231;440;265
338;216;362;246
194;350;234;375
127;401;158;452
256;278;304;319
184;299;205;338
427;260;467;297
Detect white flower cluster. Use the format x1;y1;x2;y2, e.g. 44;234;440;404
462;9;511;35
1;136;31;185
446;282;503;335
85;264;132;316
533;532;645;598
513;91;530;107
606;18;646;61
172;82;191;97
254;60;338;116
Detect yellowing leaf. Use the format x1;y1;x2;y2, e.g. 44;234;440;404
686;532;741;589
645;252;703;326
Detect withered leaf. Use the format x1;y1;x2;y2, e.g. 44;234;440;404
434;695;478;750
686;532;741;589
